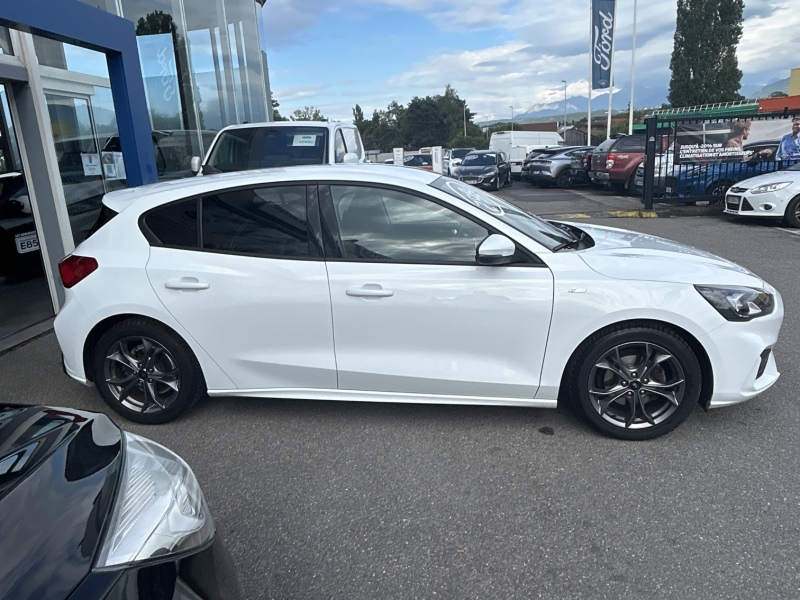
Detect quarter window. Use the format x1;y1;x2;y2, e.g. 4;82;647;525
342;128;362;158
330;185;490;263
144;199;199;248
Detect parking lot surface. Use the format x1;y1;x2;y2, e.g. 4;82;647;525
1;211;799;599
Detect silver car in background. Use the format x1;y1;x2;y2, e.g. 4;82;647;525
523;146;594;188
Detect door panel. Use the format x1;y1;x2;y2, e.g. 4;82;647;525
147;248;336;390
326;262;553;398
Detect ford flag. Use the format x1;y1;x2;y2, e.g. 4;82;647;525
592;0;616;90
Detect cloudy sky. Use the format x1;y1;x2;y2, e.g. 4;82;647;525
262;0;799;122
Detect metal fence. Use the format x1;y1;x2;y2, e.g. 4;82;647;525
641;110;800;209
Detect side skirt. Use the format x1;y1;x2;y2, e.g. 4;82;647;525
206;388;558;409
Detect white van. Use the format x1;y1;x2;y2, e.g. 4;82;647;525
490;131;564;178
191;121;365;175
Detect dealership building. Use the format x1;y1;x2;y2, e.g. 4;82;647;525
0;0;272;350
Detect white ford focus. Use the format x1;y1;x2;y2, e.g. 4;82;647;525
54;166;783;440
723;163;800;227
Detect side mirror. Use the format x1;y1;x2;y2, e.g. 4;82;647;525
343;152;359;164
477;234;517;265
190;156;202;175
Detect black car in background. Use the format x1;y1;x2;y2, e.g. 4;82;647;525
0;172;40;278
0;404;241;600
451;150;512;190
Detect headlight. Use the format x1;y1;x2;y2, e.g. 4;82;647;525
695;285;775;321
96;432;214;567
749;182;792;194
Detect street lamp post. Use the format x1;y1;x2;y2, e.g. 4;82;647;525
510;105;514;145
463;100;467;137
561;80;568;132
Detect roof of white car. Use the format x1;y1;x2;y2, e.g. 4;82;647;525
215;121;350;132
101;165;441;212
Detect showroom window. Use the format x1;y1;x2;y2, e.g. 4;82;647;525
0;27;13;55
202;186;310;258
329;185;490;263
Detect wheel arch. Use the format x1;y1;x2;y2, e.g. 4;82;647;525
83;314;194;384
557;318;714;410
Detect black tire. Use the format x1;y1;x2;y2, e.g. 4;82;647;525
556;169;572;188
494;176;502;191
92;318;206;424
706;180;732;197
783;195;800;228
626;170;639;196
565;323;702;440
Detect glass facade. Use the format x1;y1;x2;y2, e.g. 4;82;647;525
0;27;11;55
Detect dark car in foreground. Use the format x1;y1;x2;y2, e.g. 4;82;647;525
0;404;241;600
451;150;512;190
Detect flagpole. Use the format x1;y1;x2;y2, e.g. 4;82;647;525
628;0;637;135
606;0;617;140
588;0;593;145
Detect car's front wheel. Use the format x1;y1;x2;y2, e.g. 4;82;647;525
783;195;800;228
567;324;702;440
93;318;206;424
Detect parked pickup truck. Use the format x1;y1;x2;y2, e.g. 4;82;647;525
589;134;646;194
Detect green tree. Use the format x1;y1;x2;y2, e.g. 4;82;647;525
769;91;789;98
291;106;327;121
668;0;744;107
352;104;366;131
271;93;288;121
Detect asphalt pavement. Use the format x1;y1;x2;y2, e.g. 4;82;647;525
1;204;799;599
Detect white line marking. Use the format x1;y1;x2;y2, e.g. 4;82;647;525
777;228;800;236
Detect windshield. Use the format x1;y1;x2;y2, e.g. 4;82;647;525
462;153;497;166
205;126;328;172
452;148;473;159
429;177;574;250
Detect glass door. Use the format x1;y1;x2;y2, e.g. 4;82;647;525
0;84;55;344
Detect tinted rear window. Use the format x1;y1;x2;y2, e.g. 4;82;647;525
206;127;329;172
595;138;618;152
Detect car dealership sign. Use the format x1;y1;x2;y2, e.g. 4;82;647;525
592;0;617;90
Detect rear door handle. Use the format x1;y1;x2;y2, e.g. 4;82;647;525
346;286;394;298
165;277;210;291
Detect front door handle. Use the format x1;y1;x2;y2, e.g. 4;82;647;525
165;277;210;291
346;286;394;298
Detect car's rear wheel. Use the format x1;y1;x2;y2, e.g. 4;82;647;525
566;324;701;440
93;318;205;424
783;195;800;228
556;169;572;188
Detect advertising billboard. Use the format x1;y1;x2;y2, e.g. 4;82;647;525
676;118;800;164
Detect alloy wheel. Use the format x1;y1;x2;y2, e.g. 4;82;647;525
587;341;686;430
103;336;181;414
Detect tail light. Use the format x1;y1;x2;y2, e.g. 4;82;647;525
58;255;98;288
606;154;616;170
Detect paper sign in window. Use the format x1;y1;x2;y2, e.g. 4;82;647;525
292;135;318;147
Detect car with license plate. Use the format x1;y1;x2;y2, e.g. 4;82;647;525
723;163;800;227
451;150;512;190
0;403;241;600
589;134;646;194
54;165;783;440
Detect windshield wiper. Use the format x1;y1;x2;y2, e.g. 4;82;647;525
552;230;586;252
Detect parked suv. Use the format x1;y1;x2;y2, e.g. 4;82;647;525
193;121;365;175
523;146;594;187
589;134;646;194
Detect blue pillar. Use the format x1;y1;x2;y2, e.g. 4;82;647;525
0;0;157;186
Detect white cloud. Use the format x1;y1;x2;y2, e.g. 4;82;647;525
267;1;800;121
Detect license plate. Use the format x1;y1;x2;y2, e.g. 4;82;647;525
464;179;478;184
15;231;39;254
726;195;741;211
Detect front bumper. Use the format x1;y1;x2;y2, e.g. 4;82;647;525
456;174;499;187
723;187;794;218
702;288;784;408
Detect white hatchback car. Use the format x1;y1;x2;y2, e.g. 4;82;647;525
54;166;783;440
723;163;800;227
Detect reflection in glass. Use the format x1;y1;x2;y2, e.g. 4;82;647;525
45;94;106;245
0;27;12;56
